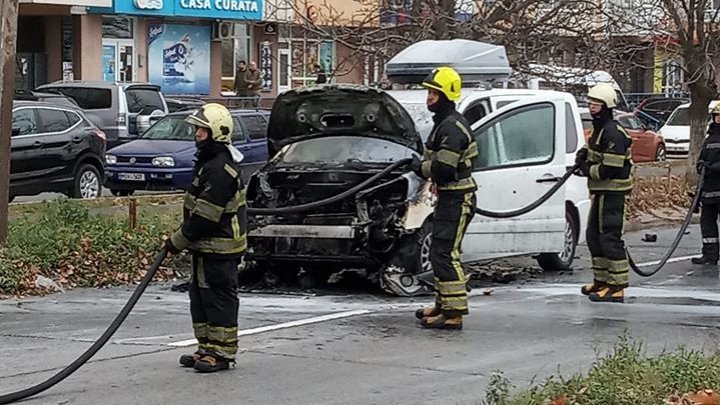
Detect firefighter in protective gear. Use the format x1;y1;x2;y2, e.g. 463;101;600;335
575;83;634;303
165;103;247;373
412;67;478;330
692;104;720;266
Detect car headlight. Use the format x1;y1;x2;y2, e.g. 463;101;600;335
105;155;117;165
152;156;175;167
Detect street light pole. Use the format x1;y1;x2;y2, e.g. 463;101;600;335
0;0;19;244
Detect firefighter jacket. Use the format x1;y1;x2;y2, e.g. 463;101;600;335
170;143;247;259
420;109;478;193
698;123;720;204
581;115;634;194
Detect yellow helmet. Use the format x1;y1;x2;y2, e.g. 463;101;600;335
185;103;234;144
587;83;617;109
422;67;462;102
712;104;720;115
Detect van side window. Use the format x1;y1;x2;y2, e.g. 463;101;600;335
126;88;164;113
472;103;555;170
565;103;578;153
50;88;112;110
463;102;487;126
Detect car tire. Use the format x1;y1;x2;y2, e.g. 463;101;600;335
110;189;135;197
71;163;102;199
537;209;577;271
655;144;667;161
379;220;434;297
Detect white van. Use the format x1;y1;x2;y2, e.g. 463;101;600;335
387;88;591;272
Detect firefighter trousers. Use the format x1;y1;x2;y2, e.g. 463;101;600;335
700;202;720;260
586;193;629;288
189;255;239;360
430;191;476;317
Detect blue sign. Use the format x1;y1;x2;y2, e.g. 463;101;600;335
148;24;211;95
93;0;263;20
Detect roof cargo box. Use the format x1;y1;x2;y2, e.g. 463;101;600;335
386;39;512;85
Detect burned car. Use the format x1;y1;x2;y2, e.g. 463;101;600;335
246;85;436;296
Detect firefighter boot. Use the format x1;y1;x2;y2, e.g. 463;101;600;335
415;305;441;320
194;354;232;373
588;286;624;303
421;314;463;330
581;281;607;296
691;256;718;265
179;351;203;368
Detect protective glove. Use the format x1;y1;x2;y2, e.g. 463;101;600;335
575;147;588;165
164;238;182;255
574;161;590;177
410;155;422;176
697;160;707;175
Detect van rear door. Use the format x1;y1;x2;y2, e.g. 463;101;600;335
461;96;567;262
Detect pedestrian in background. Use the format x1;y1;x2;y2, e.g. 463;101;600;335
245;61;263;107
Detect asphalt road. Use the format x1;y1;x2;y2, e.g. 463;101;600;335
1;224;719;404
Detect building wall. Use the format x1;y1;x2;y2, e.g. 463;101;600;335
44;16;62;82
135;18;148;82
74;14;102;80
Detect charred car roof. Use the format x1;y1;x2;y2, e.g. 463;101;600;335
267;84;422;155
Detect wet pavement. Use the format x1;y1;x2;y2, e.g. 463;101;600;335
1;224;719;404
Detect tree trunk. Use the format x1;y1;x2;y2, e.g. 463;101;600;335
0;0;19;244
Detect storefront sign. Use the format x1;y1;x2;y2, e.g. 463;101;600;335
94;0;263;20
148;24;211;95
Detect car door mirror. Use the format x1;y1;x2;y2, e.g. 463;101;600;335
11;127;20;136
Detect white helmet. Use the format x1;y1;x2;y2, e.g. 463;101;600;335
587;83;617;109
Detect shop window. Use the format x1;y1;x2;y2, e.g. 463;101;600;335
222;24;251;79
102;16;134;39
291;40;335;88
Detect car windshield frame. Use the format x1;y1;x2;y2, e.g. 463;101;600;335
278;135;416;165
140;115;195;141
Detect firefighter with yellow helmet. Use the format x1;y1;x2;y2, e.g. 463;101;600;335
412;66;478;329
165;103;247;372
575;83;634;302
692;104;720;266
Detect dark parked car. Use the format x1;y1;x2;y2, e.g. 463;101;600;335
104;108;270;195
10;101;106;201
35;81;168;148
164;97;206;113
635;96;689;130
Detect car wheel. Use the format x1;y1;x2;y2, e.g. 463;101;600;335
655;144;667;161
110;189;135;197
537;209;577;271
71;164;102;199
379;221;434;297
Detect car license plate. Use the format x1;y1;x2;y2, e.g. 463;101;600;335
118;173;145;181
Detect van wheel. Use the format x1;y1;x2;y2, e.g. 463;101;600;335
537;210;577;271
71;164;102;199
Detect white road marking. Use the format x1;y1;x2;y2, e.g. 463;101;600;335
167;309;372;347
635;255;696;267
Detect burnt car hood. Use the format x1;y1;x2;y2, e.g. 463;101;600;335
267;85;422;156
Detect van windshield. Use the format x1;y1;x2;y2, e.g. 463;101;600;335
666;107;689;126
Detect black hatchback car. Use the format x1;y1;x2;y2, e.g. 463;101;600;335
10;101;106;201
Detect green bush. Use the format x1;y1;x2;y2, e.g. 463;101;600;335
0;199;188;295
483;336;720;405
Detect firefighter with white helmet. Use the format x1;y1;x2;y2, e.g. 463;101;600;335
165;103;247;372
692;104;720;266
575;83;634;302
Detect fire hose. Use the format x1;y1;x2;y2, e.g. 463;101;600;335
0;249;168;405
0;159;701;403
473;164;705;278
0;158;414;404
